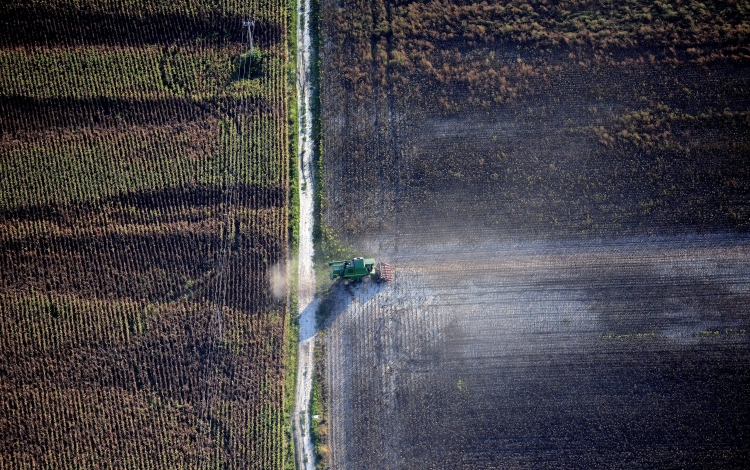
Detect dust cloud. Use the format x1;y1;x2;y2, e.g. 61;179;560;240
269;262;288;300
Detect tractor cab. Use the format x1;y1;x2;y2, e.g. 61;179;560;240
328;257;380;282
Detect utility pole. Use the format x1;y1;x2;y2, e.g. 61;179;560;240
242;21;255;58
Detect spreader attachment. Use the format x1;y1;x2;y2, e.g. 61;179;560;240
377;262;393;282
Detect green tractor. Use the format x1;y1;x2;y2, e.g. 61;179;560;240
328;257;393;282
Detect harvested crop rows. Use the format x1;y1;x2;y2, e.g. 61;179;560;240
318;0;750;468
0;1;292;469
323;237;750;468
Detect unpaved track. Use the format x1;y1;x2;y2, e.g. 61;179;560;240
325;235;750;469
293;0;318;467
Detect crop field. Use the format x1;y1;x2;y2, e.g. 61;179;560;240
323;238;750;468
320;0;750;240
0;1;292;469
317;0;750;468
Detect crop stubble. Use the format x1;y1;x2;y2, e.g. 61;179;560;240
319;0;750;468
323;238;750;468
320;0;750;241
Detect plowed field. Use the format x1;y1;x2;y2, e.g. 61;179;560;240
323;237;750;468
317;0;750;468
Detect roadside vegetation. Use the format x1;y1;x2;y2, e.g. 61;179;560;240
310;338;330;469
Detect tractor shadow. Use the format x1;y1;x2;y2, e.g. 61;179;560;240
316;278;388;330
298;298;320;342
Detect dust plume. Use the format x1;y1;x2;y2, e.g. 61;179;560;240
269;262;288;300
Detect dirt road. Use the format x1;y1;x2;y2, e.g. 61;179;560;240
324;234;750;468
292;0;318;467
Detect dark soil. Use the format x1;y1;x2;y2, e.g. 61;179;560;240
320;0;750;242
323;240;750;469
319;0;750;468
